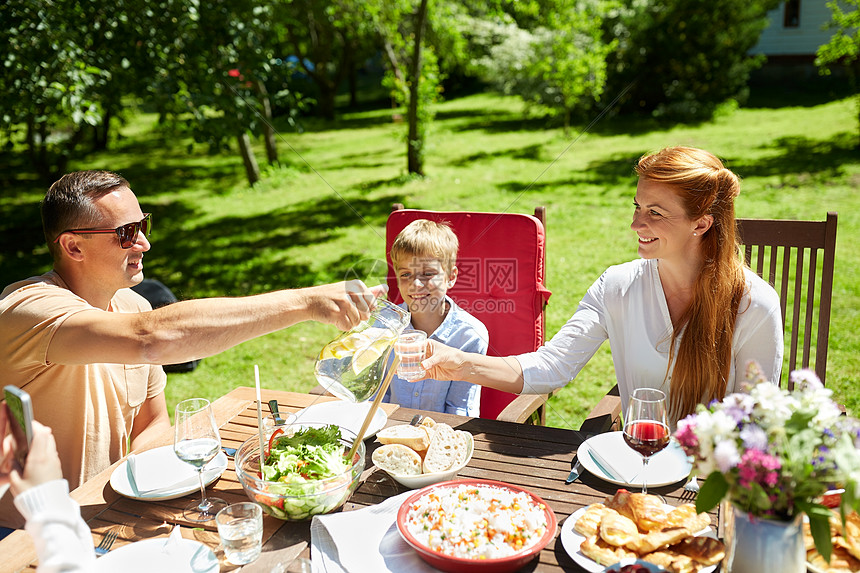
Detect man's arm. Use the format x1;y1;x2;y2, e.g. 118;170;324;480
129;392;170;451
47;281;385;366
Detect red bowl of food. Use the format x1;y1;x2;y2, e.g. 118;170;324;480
396;478;557;573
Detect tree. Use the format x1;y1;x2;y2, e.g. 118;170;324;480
272;0;379;120
0;1;108;181
469;1;615;133
602;0;780;120
816;0;860;147
149;0;305;186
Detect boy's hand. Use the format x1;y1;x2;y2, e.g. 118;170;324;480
9;421;63;496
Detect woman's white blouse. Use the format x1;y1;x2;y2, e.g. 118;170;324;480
515;258;783;421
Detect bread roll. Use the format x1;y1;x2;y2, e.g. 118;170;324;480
376;424;431;451
372;444;422;476
423;423;468;473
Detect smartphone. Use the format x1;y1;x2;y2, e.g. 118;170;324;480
4;385;34;469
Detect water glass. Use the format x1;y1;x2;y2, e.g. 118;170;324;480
395;329;427;381
216;502;263;565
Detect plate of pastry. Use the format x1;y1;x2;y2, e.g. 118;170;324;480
560;489;725;573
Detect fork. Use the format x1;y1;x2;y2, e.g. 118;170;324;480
94;530;118;556
680;475;700;501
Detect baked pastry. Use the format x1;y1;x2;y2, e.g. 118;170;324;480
574;503;609;537
599;510;640;548
664;503;711;533
639;549;699;573
580;535;637;566
606;489;668;531
670;535;726;566
633;527;690;554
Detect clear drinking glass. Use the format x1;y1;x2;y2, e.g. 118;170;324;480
174;398;227;522
314;298;410;402
622;388;669;494
216;502;263;565
395;329;427;381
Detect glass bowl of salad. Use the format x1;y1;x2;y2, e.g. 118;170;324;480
234;422;365;521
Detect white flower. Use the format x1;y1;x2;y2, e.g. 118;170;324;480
714;440;741;473
750;382;797;426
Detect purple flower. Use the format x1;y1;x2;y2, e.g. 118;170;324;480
740;424;768;451
790;368;822;390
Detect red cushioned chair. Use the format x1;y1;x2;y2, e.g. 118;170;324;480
386;205;553;423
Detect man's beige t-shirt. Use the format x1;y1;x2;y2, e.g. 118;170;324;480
0;271;167;491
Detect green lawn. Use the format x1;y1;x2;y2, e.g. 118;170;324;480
1;85;857;430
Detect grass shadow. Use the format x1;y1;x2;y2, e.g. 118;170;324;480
727;132;858;181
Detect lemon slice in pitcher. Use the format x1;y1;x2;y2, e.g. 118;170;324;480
351;332;396;375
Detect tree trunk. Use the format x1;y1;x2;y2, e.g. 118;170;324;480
237;132;260;186
256;80;278;165
406;0;430;176
317;81;337;120
346;48;358;109
93;108;111;151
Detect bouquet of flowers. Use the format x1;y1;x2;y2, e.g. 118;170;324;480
674;362;860;562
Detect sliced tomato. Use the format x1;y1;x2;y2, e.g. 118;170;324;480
266;428;285;457
254;493;284;509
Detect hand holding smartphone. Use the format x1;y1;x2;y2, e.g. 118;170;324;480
4;385;34;470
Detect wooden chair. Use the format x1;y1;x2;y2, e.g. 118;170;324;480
580;212;839;432
737;212;837;388
386;204;553;424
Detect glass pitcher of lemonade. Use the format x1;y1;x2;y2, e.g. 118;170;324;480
314;299;410;402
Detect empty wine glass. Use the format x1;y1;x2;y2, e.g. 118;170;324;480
174;398;227;522
623;388;669;494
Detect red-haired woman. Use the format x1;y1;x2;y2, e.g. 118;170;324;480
421;146;783;425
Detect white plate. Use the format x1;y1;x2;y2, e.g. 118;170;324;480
578;432;692;487
94;537;219;572
109;446;228;501
560;505;717;573
293;400;387;440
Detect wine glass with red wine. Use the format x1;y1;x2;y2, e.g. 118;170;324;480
623;388;669;494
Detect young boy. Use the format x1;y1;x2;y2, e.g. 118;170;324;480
383;219;488;416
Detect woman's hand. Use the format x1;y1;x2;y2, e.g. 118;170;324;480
9;421;63;496
419;340;471;382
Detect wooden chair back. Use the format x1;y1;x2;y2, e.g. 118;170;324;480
736;212;837;387
581;211;839;432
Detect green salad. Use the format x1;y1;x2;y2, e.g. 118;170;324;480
253;424;355;520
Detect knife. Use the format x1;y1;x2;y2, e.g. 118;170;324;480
566;455;582;484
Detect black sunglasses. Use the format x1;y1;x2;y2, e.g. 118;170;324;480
54;213;152;249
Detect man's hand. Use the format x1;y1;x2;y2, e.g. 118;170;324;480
9;421;63;496
304;281;388;331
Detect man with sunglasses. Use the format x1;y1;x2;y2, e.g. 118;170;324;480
0;170;383;528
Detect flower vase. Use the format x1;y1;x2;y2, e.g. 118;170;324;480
723;504;805;573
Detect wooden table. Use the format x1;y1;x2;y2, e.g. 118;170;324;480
1;387;720;572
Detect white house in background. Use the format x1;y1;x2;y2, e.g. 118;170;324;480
751;0;834;60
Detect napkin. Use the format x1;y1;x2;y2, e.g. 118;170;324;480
584;433;645;484
310;491;437;573
127;447;219;495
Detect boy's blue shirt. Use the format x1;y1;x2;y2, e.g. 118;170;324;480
382;296;488;416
